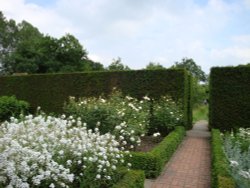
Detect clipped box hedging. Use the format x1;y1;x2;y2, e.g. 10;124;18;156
126;126;185;178
0;69;192;129
112;169;145;188
211;129;236;188
209;66;250;131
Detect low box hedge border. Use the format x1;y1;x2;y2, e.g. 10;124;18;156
126;126;185;178
112;169;145;188
211;129;236;188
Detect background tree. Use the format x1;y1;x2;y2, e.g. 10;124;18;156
0;12;18;74
107;57;130;71
172;58;208;107
145;62;166;70
0;11;104;75
171;58;207;82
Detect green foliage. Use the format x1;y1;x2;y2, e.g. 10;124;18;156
211;129;236;188
145;62;166;70
0;11;103;75
126;126;185;178
209;66;250;131
172;58;207;82
112;169;145;188
0;69;192;129
0;96;29;122
149;96;184;136
107;57;130;71
193;105;208;123
63;90;149;137
222;128;250;187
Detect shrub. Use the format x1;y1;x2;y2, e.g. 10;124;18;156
149;96;184;136
222;128;250;188
63;91;151;149
112;169;145;188
0;114;132;188
209;66;250;131
211;129;236;188
0;96;29;122
64;90;150;136
126;126;185;178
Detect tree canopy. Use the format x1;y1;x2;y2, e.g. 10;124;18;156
145;62;166;70
0;11;104;75
107;57;130;71
171;58;207;82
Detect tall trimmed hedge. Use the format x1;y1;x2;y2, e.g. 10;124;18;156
0;69;192;128
209;66;250;131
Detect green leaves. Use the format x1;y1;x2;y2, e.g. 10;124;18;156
0;11;103;75
0;96;29;122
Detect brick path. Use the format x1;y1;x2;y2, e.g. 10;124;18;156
145;120;211;188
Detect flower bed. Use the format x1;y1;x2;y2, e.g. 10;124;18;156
211;129;236;188
222;128;250;188
0;114;133;188
126;126;185;178
0;91;185;187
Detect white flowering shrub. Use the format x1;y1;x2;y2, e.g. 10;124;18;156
0;114;130;188
63;90;151;149
222;128;250;188
149;96;184;136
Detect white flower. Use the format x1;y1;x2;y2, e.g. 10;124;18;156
66;160;72;165
130;137;135;142
143;96;150;101
153;132;161;137
115;125;121;130
239;170;250;179
49;183;55;188
96;174;101;179
230;160;239;167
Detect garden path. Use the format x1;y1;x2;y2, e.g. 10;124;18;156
145;120;211;188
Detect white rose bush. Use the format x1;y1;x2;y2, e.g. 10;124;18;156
0;114;130;188
63;90;152;150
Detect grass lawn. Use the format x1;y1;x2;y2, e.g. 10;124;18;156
193;105;208;123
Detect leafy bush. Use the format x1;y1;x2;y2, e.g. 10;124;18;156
0;96;29;122
64;91;151;149
222;128;250;188
211;129;236;188
149;96;184;136
126;126;185;178
64;91;150;133
0;114;133;188
112;169;145;188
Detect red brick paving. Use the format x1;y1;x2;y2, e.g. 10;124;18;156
146;120;211;188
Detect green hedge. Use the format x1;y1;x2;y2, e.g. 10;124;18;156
209;66;250;131
112;169;145;188
211;129;235;188
126;126;185;178
0;69;192;129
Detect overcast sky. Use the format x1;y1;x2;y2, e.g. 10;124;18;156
1;0;250;73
